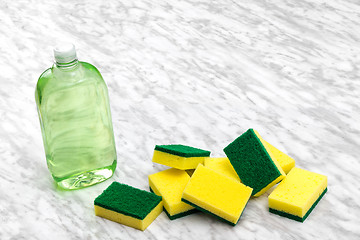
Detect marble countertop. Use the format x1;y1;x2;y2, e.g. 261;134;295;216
1;0;360;239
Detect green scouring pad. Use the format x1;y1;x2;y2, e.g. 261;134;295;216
152;144;211;170
154;144;211;157
94;182;163;231
223;129;286;197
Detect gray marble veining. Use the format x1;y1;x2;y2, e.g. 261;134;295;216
1;0;360;239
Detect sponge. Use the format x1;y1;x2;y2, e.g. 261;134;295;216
94;182;163;231
152;144;211;170
268;167;327;222
182;164;253;226
149;168;197;220
260;139;295;174
203;157;240;182
223;129;286;197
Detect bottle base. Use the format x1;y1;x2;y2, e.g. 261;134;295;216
55;164;116;190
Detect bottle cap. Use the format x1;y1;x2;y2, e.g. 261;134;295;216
53;43;77;63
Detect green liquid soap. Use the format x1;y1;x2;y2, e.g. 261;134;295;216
35;44;117;190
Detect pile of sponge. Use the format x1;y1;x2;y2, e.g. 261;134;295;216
94;128;327;230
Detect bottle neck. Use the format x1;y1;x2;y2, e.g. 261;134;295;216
55;58;79;70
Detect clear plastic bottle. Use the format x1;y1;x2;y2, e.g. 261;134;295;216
35;44;117;190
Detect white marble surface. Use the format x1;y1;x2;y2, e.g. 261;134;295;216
1;0;360;239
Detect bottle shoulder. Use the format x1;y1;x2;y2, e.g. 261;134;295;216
35;67;52;102
80;61;102;75
80;61;97;70
36;67;52;88
35;62;109;101
79;62;106;83
35;61;108;96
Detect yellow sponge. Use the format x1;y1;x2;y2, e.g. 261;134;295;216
268;167;327;222
152;144;211;170
94;182;163;231
203;157;240;182
261;140;295;174
182;164;253;226
149;168;197;220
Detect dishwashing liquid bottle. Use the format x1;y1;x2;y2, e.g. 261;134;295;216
35;44;117;190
